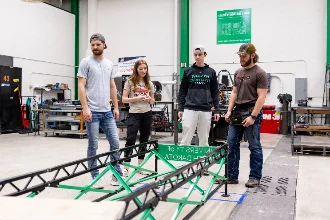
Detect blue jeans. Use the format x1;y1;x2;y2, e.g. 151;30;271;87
85;111;123;178
227;112;263;180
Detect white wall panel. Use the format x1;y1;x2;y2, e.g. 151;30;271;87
0;0;75;100
191;0;326;106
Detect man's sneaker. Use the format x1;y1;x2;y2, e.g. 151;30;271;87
110;175;120;186
245;179;260;188
123;168;129;178
215;178;239;184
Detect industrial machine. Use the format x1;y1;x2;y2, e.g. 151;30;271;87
0;65;22;133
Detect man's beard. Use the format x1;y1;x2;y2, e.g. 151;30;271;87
92;49;103;56
241;57;252;67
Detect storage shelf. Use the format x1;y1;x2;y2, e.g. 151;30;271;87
34;87;71;90
292;144;330;156
46;119;81;123
44;109;81;113
295;107;330;114
45;129;85;134
294;127;330;132
291;107;330;156
294;124;330;126
35;107;85;137
44;129;86;138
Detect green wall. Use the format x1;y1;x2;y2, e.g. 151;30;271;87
180;0;189;81
328;0;330;69
71;0;79;100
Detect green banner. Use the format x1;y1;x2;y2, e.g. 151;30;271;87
217;8;251;44
158;144;221;163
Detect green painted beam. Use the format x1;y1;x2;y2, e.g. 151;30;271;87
71;0;79;100
180;0;189;81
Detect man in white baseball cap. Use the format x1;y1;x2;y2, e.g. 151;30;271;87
193;44;207;54
178;44;220;158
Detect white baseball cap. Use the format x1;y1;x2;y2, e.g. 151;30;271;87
193;45;207;54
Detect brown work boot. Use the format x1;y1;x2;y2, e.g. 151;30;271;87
215;178;238;184
245;179;260;188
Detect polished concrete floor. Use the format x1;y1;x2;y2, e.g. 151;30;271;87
0;131;329;220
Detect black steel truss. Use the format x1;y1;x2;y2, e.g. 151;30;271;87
0;141;158;196
116;144;228;220
0;141;228;220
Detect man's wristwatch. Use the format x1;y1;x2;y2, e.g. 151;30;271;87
250;115;257;120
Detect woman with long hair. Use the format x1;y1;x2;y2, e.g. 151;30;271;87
122;59;155;177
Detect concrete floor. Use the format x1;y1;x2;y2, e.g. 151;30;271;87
0;131;329;220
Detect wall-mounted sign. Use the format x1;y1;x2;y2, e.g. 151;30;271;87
117;56;146;75
217;8;251;44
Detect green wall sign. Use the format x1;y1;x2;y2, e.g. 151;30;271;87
217;8;251;44
158;144;222;163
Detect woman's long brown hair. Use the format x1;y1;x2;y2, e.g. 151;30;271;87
129;59;151;91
